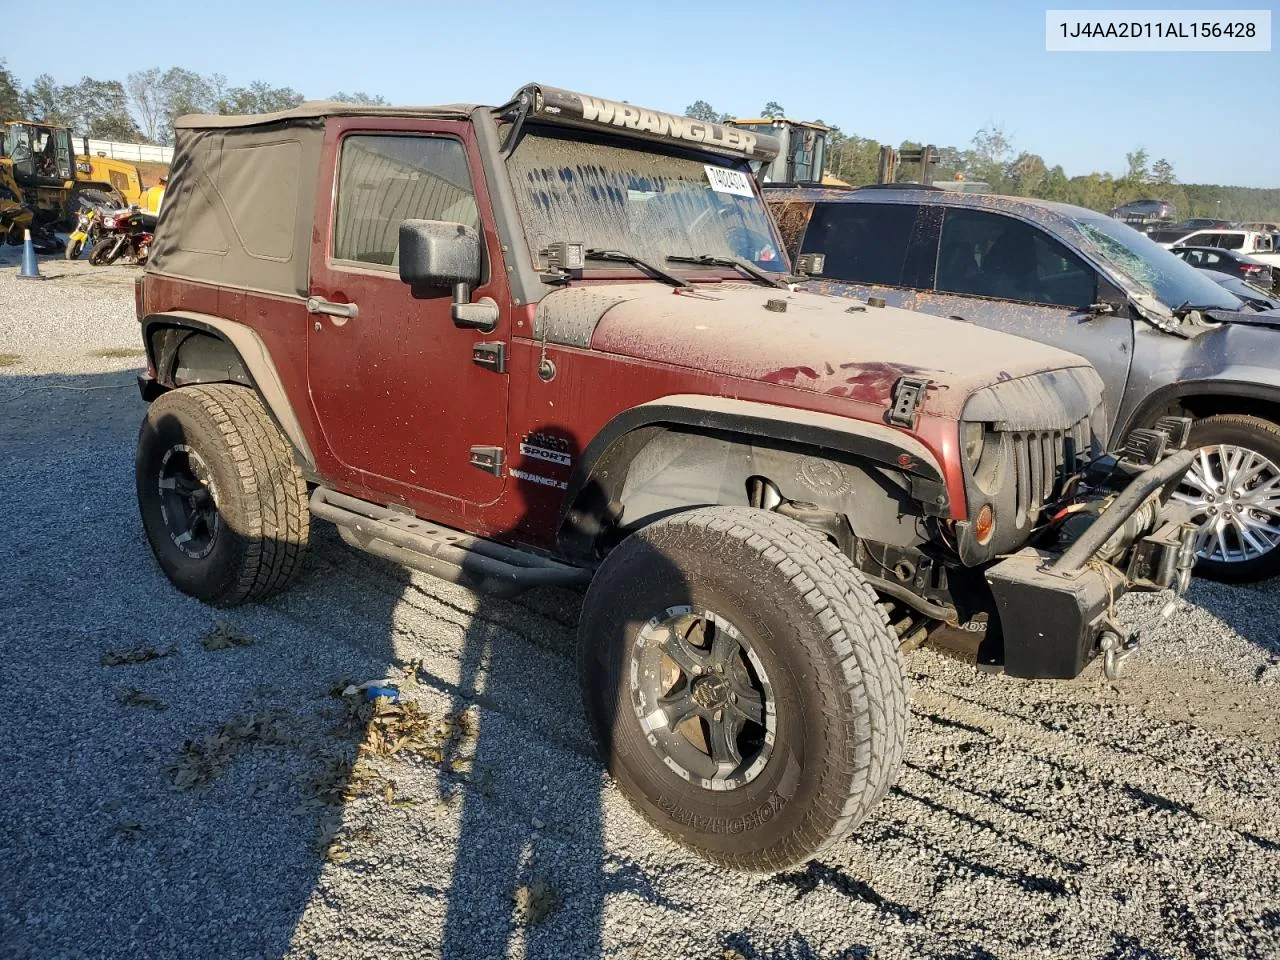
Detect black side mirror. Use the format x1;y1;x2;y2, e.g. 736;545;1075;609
398;219;499;332
398;219;482;289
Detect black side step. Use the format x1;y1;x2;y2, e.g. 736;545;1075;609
309;487;592;598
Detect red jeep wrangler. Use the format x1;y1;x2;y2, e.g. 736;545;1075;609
134;84;1196;871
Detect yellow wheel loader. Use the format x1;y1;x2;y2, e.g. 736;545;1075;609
0;120;135;227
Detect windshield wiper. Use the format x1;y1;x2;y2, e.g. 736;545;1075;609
585;249;691;288
666;254;791;289
1173;300;1231;318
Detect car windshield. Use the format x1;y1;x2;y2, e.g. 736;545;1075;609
1070;212;1241;311
505;127;785;274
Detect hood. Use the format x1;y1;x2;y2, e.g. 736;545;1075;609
1203;307;1280;330
538;283;1093;419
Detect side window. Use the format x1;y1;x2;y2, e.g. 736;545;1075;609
1202;251;1223;266
798;202;924;288
1219;233;1245;251
333;135;479;268
937;209;1096;308
1181;233;1214;247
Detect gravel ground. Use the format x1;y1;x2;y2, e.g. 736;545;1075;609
1;255;1278;960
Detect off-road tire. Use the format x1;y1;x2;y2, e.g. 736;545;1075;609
1186;414;1280;583
577;506;907;872
136;384;309;606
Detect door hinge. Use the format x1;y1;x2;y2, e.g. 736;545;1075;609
469;445;504;477
471;341;507;373
889;376;931;428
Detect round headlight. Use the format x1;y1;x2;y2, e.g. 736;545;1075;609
961;421;985;465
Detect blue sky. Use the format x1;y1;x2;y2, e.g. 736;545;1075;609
5;0;1276;186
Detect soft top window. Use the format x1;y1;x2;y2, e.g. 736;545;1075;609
333;134;478;269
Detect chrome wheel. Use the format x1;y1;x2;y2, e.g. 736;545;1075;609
1172;444;1280;564
630;605;775;792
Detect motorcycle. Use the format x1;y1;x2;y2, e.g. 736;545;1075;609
88;206;157;266
66;205;103;260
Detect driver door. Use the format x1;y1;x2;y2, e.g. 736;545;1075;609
307;119;510;511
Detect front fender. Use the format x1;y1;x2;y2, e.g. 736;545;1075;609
556;394;952;559
1119;322;1280;438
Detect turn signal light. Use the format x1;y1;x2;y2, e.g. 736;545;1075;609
975;504;995;545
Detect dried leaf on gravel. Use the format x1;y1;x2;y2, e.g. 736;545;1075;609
117;688;167;711
300;754;356;807
514;877;561;926
200;621;256;651
337;690;475;768
0;353;21;367
110;822;144;841
101;644;176;667
166;708;293;792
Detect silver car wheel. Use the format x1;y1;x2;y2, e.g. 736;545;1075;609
1171;443;1280;564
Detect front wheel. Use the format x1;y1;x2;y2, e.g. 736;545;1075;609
65;237;84;260
88;235;123;265
1174;414;1280;583
577;506;907;872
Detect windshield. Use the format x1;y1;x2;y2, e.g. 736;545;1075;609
506;127;785;274
1069;212;1241;312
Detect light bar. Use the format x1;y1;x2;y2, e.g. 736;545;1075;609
502;83;781;163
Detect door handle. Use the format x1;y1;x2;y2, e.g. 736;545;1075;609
307;296;359;321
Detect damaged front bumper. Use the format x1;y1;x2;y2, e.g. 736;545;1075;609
984;447;1196;680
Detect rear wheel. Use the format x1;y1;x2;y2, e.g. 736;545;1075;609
577;506;907;872
136;384;310;606
1173;414;1280;583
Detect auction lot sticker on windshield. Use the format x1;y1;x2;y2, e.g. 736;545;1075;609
705;166;755;197
1047;10;1270;50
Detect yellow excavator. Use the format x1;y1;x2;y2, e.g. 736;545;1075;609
0;119;138;227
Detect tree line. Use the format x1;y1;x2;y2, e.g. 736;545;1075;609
0;60;387;146
688;98;1280;222
0;63;1271;222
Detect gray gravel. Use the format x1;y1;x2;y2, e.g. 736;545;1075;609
2;259;1278;960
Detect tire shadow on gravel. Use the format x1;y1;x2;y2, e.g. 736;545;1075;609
0;373;615;959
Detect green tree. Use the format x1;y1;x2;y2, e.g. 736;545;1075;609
218;81;304;115
62;77;139;139
126;68;164;142
330;91;388;105
684;99;725;122
761;100;786;119
21;74;72;125
0;60;23;120
1006;151;1048;197
1152;157;1175;186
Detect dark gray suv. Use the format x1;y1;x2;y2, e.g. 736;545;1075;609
770;187;1280;582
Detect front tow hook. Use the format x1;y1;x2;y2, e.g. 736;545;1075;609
1100;630;1140;681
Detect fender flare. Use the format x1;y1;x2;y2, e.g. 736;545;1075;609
140;311;316;470
1117;378;1280;439
556;393;948;557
